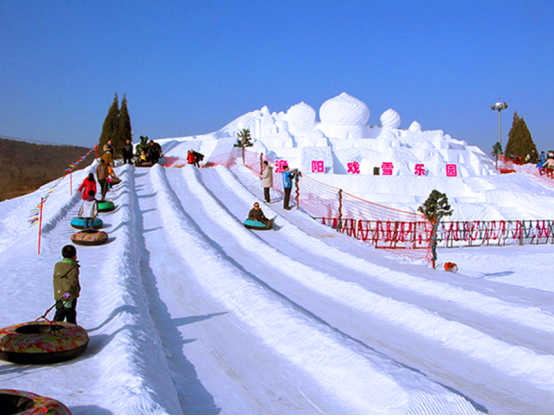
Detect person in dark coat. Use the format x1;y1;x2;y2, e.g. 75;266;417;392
122;139;134;165
192;150;204;167
96;159;109;201
282;165;298;210
53;245;81;324
78;173;97;200
248;202;270;225
147;140;162;164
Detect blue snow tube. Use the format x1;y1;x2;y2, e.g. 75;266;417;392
70;217;103;230
244;219;273;230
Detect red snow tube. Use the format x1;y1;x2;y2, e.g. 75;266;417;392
0;321;89;364
70;229;109;246
0;389;71;415
444;262;458;273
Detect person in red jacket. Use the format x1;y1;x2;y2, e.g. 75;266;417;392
78;173;97;200
187;150;196;166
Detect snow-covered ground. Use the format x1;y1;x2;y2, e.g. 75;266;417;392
2;151;554;414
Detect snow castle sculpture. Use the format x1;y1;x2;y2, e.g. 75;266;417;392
216;92;496;177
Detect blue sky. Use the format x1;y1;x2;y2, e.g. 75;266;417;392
1;0;553;153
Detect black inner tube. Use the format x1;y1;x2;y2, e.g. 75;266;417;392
15;324;63;335
0;393;35;413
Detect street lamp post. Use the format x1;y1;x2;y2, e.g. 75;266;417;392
491;100;508;146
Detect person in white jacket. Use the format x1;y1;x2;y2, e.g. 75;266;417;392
261;161;273;203
78;190;99;230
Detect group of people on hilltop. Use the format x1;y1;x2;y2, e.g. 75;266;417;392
538;151;554;173
103;138;164;166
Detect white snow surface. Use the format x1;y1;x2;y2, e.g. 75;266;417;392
2;140;554;414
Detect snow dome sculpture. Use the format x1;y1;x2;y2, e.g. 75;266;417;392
409;121;422;132
380;109;401;130
283;102;316;137
319;93;370;139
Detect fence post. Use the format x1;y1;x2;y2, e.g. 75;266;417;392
338;189;343;232
260;153;264;177
295;172;301;210
38;197;44;255
519;220;524;246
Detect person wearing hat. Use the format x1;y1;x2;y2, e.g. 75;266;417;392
261;160;273;203
282;165;298;210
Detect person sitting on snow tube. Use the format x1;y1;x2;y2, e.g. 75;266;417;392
78;173;97;200
248;202;270;226
78;190;99;230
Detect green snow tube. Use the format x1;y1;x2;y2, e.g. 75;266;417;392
98;200;115;212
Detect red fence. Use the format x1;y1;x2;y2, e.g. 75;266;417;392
205;149;554;257
242;149;432;259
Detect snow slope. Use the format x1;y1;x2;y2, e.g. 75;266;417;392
1;159;554;414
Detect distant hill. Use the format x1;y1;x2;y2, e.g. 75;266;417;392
0;137;96;201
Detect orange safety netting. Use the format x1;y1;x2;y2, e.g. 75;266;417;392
235;149;432;260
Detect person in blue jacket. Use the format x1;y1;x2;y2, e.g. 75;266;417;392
282;165;298;210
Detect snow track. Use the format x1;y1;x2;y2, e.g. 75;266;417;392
144;164;480;414
154;164;554;414
2;162;554;414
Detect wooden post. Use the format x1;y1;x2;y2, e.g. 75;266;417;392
295;172;301;210
338;189;343;231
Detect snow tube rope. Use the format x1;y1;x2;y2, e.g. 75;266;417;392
70;217;103;230
0;321;89;365
0;389;71;415
70;229;109;246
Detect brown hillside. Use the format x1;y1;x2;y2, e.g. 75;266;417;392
0;138;96;201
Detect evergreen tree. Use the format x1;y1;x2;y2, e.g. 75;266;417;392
504;112;538;163
491;141;503;168
418;190;453;269
98;93;119;156
117;94;133;157
234;128;254;148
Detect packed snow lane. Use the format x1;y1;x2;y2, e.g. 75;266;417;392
176;164;554;415
154;165;481;415
135;166;337;414
0;165;182;414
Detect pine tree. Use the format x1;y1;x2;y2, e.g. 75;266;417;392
491;141;503;168
418;190;453;269
234;129;254;148
98;93;120;156
117;94;133;157
504;112;538;163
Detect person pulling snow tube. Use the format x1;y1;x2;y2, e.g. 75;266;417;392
0;321;89;365
97;200;115;212
70;229;109;246
70;217;103;230
0;389;71;415
244;218;274;230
